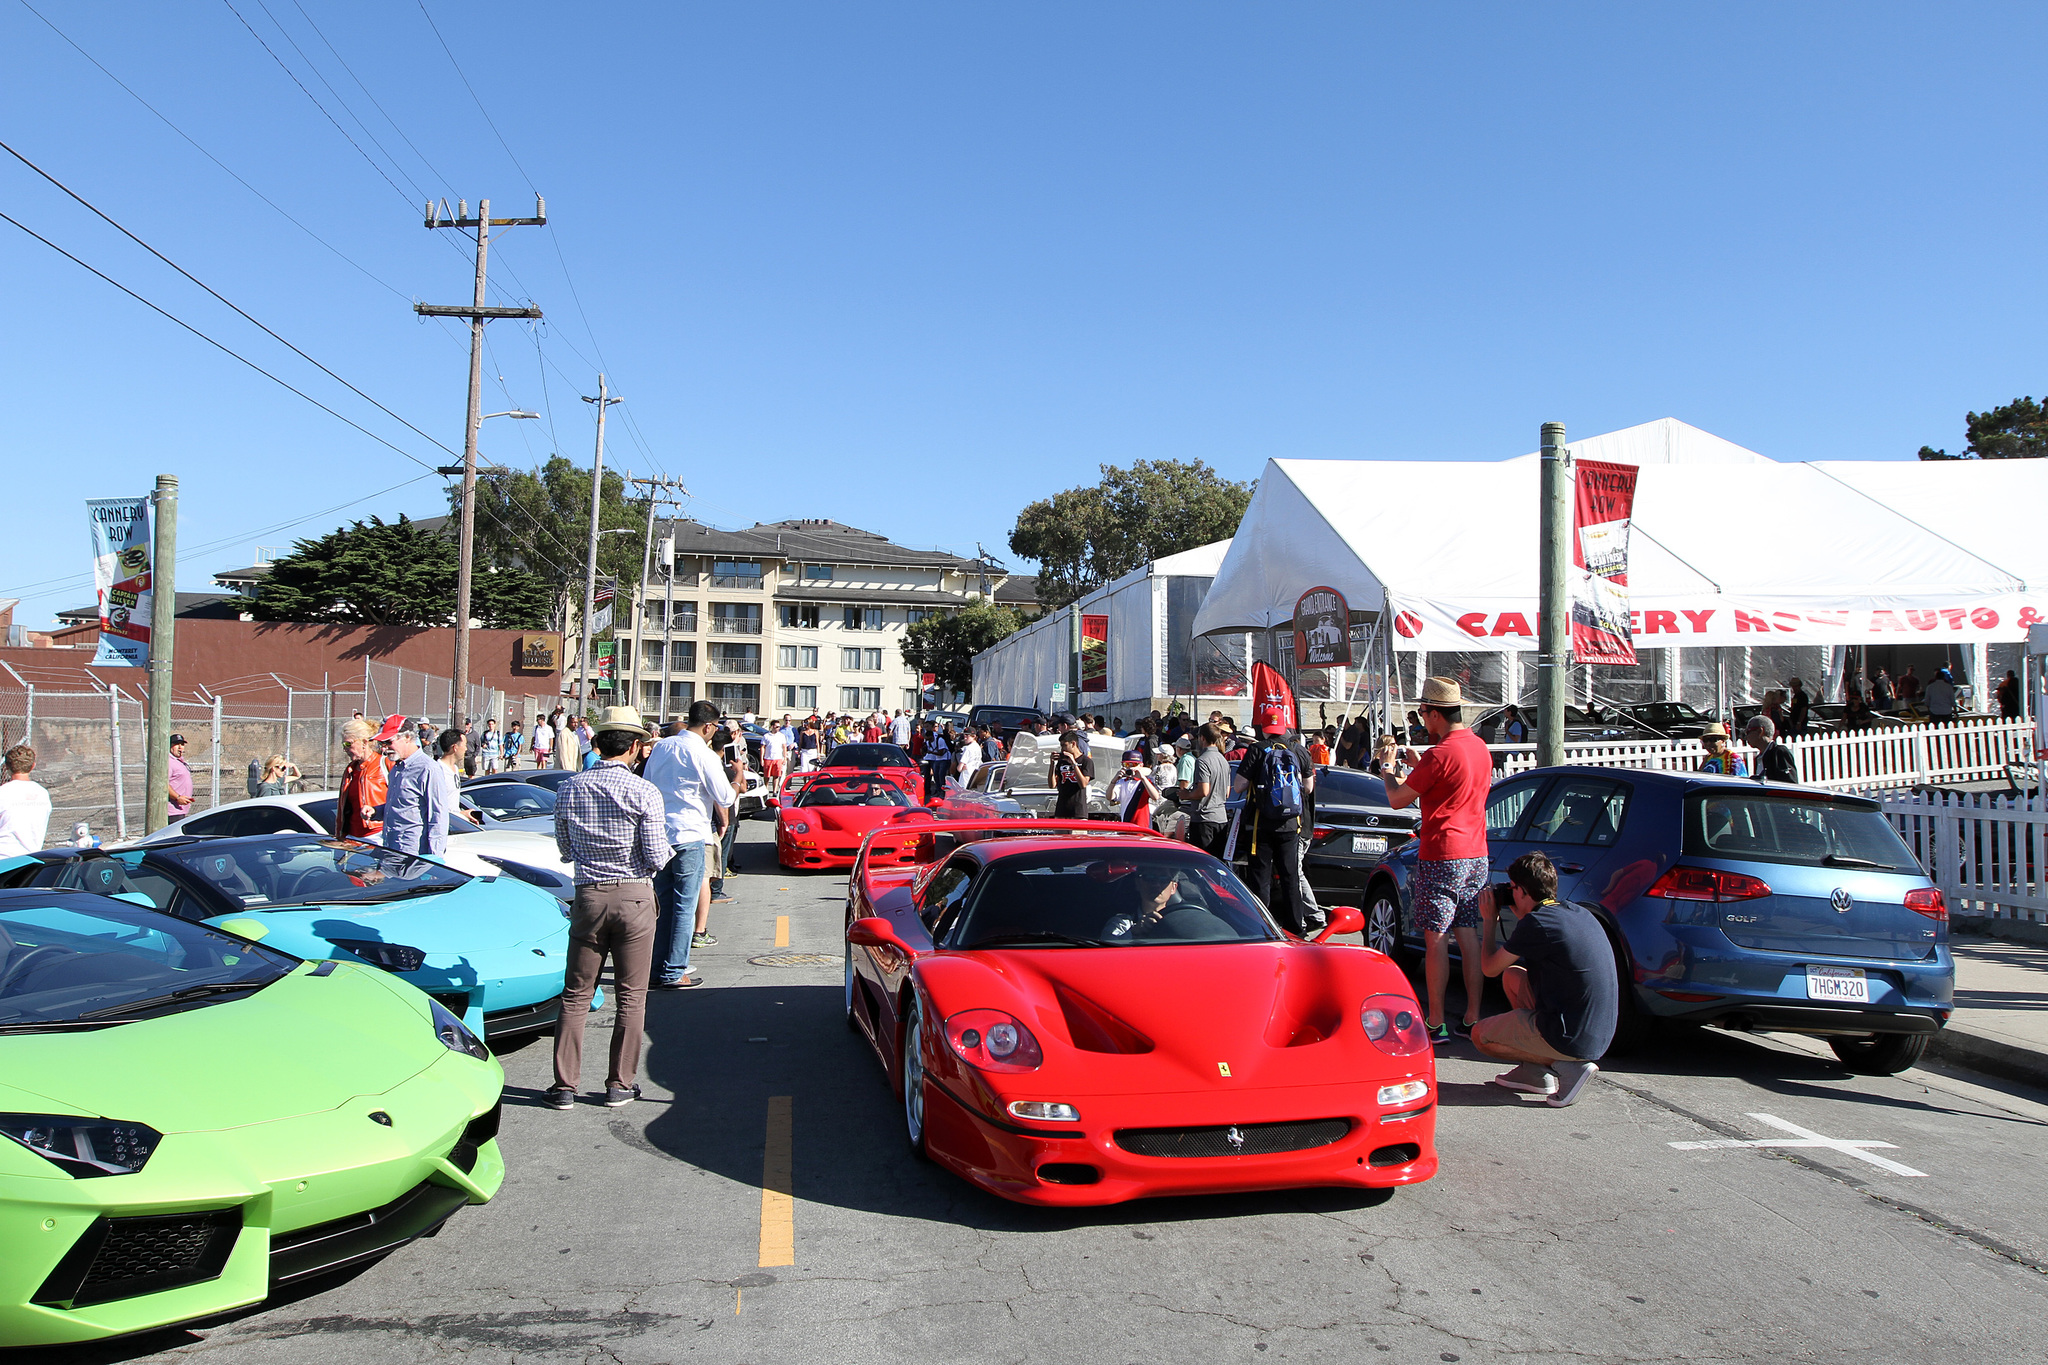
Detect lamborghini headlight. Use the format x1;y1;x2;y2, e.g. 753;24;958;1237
0;1113;161;1178
429;998;491;1061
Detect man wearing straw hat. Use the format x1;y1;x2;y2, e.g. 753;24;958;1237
547;705;665;1109
1378;676;1491;1043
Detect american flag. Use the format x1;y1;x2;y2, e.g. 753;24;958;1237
591;576;616;636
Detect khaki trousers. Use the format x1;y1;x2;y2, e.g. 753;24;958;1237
553;880;657;1091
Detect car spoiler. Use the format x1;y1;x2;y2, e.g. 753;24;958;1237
851;816;1177;886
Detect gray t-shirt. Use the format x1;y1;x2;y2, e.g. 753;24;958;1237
1192;748;1230;823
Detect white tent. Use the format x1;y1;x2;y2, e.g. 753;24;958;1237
1194;428;2045;653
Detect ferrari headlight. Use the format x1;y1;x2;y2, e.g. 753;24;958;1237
0;1113;161;1178
331;939;428;973
430;998;491;1061
1007;1100;1080;1123
1359;993;1431;1057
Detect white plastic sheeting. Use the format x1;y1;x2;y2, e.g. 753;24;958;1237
1195;440;2047;652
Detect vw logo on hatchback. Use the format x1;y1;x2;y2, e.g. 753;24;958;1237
1830;888;1854;914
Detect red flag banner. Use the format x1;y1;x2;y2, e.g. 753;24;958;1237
1249;660;1297;734
1571;458;1640;666
1080;613;1109;692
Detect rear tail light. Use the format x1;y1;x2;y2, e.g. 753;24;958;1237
1358;993;1431;1057
1904;887;1947;921
1645;866;1772;902
944;1009;1043;1072
1311;826;1333;841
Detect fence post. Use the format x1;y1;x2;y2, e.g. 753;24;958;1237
323;689;334;788
23;682;32;750
211;693;223;808
109;685;128;842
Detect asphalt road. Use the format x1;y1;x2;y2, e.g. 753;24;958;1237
44;821;2048;1365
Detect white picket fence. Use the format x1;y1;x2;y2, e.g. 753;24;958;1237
1874;789;2047;923
1492;716;2034;794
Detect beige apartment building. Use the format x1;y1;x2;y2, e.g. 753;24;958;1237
613;518;1035;723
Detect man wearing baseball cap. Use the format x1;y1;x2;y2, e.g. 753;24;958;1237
377;715;448;856
1378;677;1491;1042
548;706;665;1108
166;734;194;822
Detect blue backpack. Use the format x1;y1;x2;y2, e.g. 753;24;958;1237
1254;741;1304;823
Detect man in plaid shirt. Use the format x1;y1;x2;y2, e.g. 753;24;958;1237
547;706;667;1109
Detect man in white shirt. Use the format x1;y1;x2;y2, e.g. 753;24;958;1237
0;746;53;856
532;718;555;768
890;710;912;747
956;732;983;788
759;724;789;794
641;700;736;988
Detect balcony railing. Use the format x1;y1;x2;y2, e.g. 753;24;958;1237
706;657;761;676
710;574;764;590
708;618;762;635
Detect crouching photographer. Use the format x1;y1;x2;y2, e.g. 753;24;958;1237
1470;851;1620;1108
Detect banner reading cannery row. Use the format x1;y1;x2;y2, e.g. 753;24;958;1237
88;496;153;668
1385;593;2048;650
1570;458;1639;666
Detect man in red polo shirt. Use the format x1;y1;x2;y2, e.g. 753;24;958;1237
1379;676;1491;1042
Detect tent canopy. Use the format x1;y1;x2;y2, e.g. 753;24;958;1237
1193;424;2046;650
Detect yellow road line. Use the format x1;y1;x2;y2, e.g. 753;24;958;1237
774;915;790;947
758;1095;794;1267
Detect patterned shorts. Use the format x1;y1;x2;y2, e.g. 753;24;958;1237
1413;856;1488;935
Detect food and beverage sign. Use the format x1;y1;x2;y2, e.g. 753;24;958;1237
88;497;153;668
1292;585;1350;668
515;633;562;673
1080;613;1109;693
1570;459;1639;666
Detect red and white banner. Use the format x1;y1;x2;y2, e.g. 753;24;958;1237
1080;613;1109;693
1570;459;1638;666
1387;593;2048;651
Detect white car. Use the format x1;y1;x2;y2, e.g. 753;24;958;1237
132;791;576;902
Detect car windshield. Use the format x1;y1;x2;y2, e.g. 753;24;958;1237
152;837;470;908
799;779;916;809
1313;768;1391;806
0;890;296;1026
825;744;912;769
1639;703;1705;724
1684;793;1914;870
948;847;1279;948
467;783;557;817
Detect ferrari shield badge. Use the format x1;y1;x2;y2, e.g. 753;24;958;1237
1216;1062;1231;1077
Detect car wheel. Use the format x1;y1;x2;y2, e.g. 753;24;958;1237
1829;1032;1929;1075
1365;888;1402;958
901;993;929;1160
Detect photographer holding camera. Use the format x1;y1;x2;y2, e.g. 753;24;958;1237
1470;851;1619;1108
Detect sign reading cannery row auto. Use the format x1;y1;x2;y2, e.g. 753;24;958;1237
1293;586;1350;668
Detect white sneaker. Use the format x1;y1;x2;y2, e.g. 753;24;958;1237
1546;1060;1599;1107
1492;1063;1558;1095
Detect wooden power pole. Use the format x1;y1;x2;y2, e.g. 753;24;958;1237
416;195;545;728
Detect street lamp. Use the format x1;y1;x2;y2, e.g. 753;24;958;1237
450;408;543;728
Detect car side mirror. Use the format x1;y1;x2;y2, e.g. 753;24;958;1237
1313;906;1365;943
847;916;909;953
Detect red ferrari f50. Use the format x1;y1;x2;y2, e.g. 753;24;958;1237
843;821;1438;1205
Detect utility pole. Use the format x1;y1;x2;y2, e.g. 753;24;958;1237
417;194;545;729
627;474;691;722
1537;421;1572;769
143;474;177;832
578;375;623;706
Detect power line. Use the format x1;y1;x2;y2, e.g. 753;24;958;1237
284;0;458;201
0;136;465;462
250;0;432;203
414;0;539;192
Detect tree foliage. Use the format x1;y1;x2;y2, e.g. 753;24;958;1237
235;516;552;628
1008;459;1254;607
899;603;1022;699
458;456;648;623
1918;396;2048;460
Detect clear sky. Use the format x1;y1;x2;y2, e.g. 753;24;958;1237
4;2;2043;627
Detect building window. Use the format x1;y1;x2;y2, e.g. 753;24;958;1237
842;605;883;631
840;686;864;710
644;600;665;630
671;641;697;672
776;684;820;709
708;642;760;675
708;682;759;711
712;560;763;589
777;644;796;669
616;640;632;672
642;680;694;713
780;604;820;629
863;687;882;710
670;602;698;633
904;688;921;711
865;648;882;671
780;644;818;669
643;640;663;671
805;564;834;580
709;602;762;635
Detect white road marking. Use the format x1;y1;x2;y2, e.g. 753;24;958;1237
1669;1111;1928;1177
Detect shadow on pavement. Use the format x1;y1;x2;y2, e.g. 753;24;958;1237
633;982;1399;1232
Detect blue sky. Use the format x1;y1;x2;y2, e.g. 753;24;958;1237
4;2;2043;627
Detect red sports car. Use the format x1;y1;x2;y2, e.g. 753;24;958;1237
843;821;1437;1205
776;774;936;870
812;743;922;801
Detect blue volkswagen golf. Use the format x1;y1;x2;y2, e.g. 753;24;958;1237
1362;766;1952;1074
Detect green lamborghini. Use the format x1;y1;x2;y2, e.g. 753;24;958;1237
0;885;505;1346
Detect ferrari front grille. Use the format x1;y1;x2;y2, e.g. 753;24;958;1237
1113;1118;1351;1158
35;1208;242;1308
